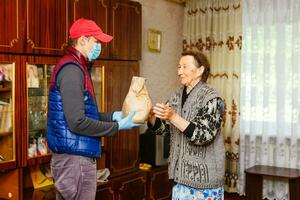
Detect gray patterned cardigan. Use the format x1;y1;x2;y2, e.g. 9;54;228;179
153;81;225;189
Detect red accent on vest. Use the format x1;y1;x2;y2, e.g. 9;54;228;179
49;46;95;97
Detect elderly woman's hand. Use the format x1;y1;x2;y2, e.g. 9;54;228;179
153;103;175;121
153;103;190;132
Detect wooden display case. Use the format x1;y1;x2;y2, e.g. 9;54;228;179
0;0;143;199
24;57;58;167
26;63;53;160
0;62;15;170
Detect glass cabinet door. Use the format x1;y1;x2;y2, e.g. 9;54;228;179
0;63;15;163
26;63;105;159
90;64;105;150
90;65;105;112
27;63;54;158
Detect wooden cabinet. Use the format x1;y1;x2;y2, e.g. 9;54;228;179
0;56;140;199
96;170;147;200
106;61;139;111
69;0;110;59
98;60;140;176
146;166;172;200
71;0;142;60
0;0;141;60
96;182;115;200
114;170;147;200
0;0;143;199
95;167;172;200
0;0;25;54
110;0;141;60
0;0;69;55
25;0;69;55
0;169;21;200
70;0;142;60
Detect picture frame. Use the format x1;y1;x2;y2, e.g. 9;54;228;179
148;29;162;52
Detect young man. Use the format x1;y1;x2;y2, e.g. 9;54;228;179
47;18;140;200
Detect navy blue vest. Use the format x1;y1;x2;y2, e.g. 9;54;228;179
47;46;101;158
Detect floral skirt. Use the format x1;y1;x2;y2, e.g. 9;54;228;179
172;183;224;200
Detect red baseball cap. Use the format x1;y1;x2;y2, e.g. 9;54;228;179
69;18;113;43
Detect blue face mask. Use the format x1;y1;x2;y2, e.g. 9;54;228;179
87;43;101;61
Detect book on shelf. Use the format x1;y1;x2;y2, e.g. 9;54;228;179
29;164;54;189
0;102;12;133
0;97;10;105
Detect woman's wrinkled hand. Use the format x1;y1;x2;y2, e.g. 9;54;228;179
153;103;175;121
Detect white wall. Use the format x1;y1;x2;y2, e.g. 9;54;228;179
134;0;184;104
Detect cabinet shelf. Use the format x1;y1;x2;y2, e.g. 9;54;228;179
0;86;12;92
27;154;52;166
0;131;12;137
0;160;17;171
28;129;46;133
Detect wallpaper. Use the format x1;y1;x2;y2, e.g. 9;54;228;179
135;0;184;104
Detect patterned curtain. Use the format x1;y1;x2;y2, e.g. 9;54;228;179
183;0;242;192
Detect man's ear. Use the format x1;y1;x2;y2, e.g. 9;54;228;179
78;36;86;46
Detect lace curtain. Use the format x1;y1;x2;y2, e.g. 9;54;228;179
183;0;242;192
239;0;300;199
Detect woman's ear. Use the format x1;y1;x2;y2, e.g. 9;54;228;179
197;65;205;78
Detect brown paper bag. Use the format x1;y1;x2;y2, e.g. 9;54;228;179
122;76;152;123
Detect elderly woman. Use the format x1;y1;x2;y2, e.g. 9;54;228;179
148;51;225;200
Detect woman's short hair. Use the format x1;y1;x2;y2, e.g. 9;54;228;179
181;51;210;82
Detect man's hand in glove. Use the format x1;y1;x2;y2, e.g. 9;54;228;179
112;111;123;122
118;111;142;130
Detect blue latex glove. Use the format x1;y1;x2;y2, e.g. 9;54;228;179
112;111;123;122
118;111;142;130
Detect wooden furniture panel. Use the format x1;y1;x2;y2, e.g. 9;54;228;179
106;61;139;111
245;165;300;200
90;61;107;168
110;1;141;60
0;0;142;59
107;127;139;176
0;0;24;53
245;172;262;200
0;168;21;200
23;185;56;200
147;166;172;200
25;0;68;55
70;0;110;59
96;170;147;200
105;61;139;176
96;182;115;200
114;170;147;200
